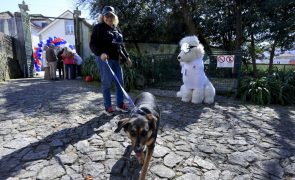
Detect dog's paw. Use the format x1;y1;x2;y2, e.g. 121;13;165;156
85;175;93;180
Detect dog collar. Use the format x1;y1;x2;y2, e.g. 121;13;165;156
131;107;149;116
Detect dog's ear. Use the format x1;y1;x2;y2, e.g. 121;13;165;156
115;118;131;133
146;114;158;130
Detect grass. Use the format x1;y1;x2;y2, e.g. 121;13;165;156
248;64;295;71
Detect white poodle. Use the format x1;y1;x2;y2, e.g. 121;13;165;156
176;35;215;104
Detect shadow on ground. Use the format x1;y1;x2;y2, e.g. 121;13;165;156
0;114;113;179
110;145;141;180
213;104;295;178
0;78;100;118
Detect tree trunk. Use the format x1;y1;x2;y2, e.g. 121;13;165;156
234;0;242;77
268;39;277;74
178;0;212;55
250;33;257;77
133;41;142;57
234;0;242;51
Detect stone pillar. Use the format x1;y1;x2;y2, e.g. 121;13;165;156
18;1;34;78
74;8;81;56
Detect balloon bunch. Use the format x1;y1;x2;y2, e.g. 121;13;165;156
33;36;74;72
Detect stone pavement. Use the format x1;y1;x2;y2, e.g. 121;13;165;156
0;78;295;180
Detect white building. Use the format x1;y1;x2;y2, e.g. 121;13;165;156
0;11;17;37
30;14;52;48
31;10;92;60
36;10;75;46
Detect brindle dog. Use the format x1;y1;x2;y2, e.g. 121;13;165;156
115;92;160;180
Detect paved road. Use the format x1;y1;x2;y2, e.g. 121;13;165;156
0;78;294;180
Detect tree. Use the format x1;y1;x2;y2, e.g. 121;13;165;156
258;0;295;73
77;0;295;75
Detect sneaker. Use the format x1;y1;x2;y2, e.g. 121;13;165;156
105;107;115;116
116;103;129;113
106;107;114;113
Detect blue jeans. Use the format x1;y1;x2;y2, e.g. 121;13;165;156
96;57;124;109
64;64;74;79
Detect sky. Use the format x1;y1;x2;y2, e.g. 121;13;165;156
0;0;94;23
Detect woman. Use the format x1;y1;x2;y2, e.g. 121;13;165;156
46;43;58;80
90;5;132;114
57;47;65;80
42;45;50;80
61;47;75;80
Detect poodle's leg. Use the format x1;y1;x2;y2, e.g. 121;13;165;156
181;88;193;102
192;88;205;104
177;85;184;98
204;81;216;104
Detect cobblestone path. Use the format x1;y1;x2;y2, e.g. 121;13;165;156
0;78;295;180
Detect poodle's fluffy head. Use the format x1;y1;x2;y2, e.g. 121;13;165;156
177;35;205;62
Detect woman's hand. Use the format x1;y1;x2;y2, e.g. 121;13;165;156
126;58;132;68
100;53;108;61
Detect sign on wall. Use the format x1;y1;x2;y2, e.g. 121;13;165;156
217;55;235;68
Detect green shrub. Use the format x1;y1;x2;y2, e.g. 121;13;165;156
81;56;100;81
237;77;271;105
80;53;149;92
237;69;295;105
122;52;147;91
268;69;295;105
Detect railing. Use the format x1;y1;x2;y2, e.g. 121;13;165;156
133;52;241;93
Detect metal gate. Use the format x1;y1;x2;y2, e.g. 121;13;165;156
133;54;181;89
135;51;242;93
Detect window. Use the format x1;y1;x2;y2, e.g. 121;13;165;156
8;19;17;37
65;20;74;35
0;20;4;32
41;22;48;28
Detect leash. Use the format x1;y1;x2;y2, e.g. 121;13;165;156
105;59;135;108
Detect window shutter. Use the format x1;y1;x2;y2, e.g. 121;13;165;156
0;19;4;32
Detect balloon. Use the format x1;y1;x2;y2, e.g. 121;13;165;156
33;36;75;72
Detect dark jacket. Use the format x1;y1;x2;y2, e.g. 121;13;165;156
89;23;129;63
57;49;64;69
46;48;57;62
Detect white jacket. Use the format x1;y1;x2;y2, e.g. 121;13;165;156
181;58;208;89
42;51;48;68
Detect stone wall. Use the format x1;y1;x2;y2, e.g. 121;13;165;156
0;32;22;81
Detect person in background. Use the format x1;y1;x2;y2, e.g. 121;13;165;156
62;47;75;80
42;45;50;80
57;48;65;80
46;43;58;80
89;5;132;114
74;52;83;79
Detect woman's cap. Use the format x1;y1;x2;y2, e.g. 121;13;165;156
102;6;116;16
